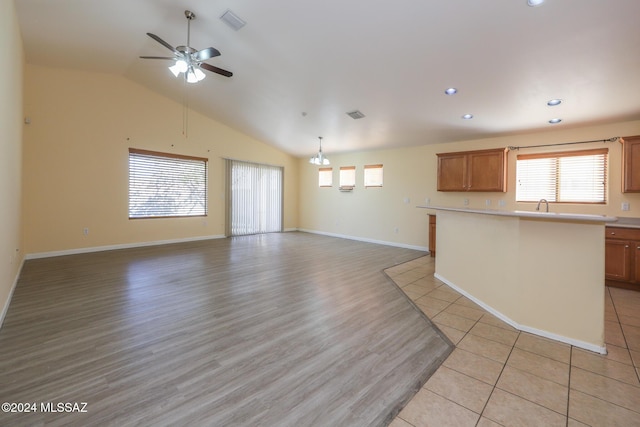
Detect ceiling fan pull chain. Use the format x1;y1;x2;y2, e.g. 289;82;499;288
183;77;189;138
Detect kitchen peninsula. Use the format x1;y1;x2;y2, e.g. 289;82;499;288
419;206;617;353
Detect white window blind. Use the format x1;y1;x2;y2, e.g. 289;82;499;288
516;148;607;203
364;164;383;187
226;160;283;236
129;148;207;218
340;166;356;189
319;167;333;187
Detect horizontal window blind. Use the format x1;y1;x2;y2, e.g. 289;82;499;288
364;164;383;187
516;148;607;203
319;167;333;187
129;148;208;218
340;166;356;188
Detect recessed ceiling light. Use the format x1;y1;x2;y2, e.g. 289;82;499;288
527;0;545;6
462;114;474;120
547;99;562;106
549;118;562;124
445;88;457;95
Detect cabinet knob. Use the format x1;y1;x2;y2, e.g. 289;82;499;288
625;245;629;248
610;232;616;235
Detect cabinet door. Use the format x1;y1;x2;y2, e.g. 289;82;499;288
634;244;640;284
622;136;640;192
437;153;467;191
467;150;507;192
605;239;632;281
428;214;436;257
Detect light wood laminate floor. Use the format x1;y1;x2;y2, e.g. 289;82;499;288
0;232;452;426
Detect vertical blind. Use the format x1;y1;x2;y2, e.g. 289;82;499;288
129;148;208;218
516;148;607;203
226;159;283;236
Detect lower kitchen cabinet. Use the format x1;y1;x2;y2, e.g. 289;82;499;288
428;214;436;257
605;226;640;290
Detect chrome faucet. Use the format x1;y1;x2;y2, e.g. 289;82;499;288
536;198;549;212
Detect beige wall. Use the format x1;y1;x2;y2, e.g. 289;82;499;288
299;119;640;248
22;64;299;255
0;0;24;320
435;210;605;351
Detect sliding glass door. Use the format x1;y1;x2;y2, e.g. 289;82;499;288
226;159;283;236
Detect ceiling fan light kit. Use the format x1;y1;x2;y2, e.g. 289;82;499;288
140;10;232;84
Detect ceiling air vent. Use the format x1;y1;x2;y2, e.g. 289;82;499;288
220;9;246;31
346;110;366;120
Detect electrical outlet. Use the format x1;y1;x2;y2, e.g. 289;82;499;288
485;199;491;207
463;198;469;206
83;228;89;235
394;227;399;234
403;197;410;204
622;202;630;211
425;197;430;206
498;200;506;207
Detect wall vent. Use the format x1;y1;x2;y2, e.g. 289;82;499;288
346;110;366;120
220;9;246;31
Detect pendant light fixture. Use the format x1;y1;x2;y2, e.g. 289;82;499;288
309;137;330;165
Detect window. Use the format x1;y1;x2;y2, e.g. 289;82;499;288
339;166;356;189
364;164;383;187
516;148;607;203
319;167;333;187
129;148;207;218
226;159;283;236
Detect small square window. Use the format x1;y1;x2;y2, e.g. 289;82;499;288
339;166;356;190
319;167;333;187
364;164;383;187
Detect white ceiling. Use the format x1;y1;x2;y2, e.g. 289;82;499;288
15;0;640;157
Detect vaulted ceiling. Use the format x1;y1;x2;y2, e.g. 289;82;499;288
15;0;640;157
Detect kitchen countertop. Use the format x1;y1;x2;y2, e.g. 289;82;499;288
417;205;618;223
607;216;640;229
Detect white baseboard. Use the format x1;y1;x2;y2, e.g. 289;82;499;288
298;228;428;252
0;257;25;330
434;273;607;355
25;234;227;260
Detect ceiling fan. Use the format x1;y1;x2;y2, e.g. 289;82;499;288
140;10;232;83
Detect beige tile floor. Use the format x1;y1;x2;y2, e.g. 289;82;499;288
385;256;640;427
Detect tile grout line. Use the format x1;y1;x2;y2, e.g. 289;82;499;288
608;288;640;385
611;291;640;384
474;329;520;426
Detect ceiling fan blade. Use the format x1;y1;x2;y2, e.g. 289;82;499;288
199;62;233;78
146;33;179;54
194;47;221;61
139;56;176;60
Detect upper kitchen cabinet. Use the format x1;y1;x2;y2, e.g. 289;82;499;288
621;135;640;192
437;148;508;192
